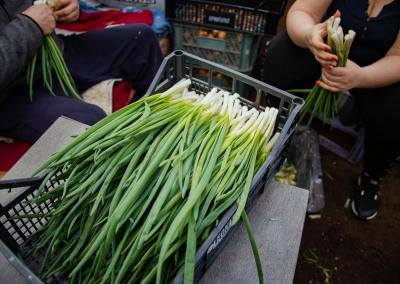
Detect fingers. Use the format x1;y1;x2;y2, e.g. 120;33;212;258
319;67;346;92
54;3;74;17
322;67;343;81
316;79;340;93
312;38;331;53
309;23;337;67
311;44;337;67
313;49;337;67
53;0;69;10
54;2;79;21
56;9;79;22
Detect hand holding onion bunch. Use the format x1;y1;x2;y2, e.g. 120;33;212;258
26;0;80;101
299;16;356;126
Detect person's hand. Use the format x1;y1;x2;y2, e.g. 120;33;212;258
318;59;364;92
22;4;56;35
305;10;341;67
53;0;80;23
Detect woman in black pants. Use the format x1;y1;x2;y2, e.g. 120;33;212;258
263;0;400;220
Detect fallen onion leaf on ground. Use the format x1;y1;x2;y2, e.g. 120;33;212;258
274;162;297;186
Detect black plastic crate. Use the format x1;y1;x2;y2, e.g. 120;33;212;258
166;0;288;35
0;50;303;283
0;175;59;254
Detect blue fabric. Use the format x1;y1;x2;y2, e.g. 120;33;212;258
79;0;102;12
150;8;171;35
120;7;170;35
326;0;400;66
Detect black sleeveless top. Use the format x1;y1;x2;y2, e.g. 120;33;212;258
326;0;400;66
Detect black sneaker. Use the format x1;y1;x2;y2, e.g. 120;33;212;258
351;174;381;220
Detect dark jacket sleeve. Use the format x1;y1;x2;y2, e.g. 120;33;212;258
0;14;43;102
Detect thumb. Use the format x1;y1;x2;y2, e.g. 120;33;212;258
318;21;328;38
321;10;341;36
333;9;341;18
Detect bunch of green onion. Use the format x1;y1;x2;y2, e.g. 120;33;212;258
24;79;279;283
298;16;356;126
26;0;80;101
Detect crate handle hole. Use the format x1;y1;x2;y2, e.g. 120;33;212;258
293;97;304;106
174;50;184;56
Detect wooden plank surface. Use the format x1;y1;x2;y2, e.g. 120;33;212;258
0;117;88;207
200;181;308;284
0;249;28;284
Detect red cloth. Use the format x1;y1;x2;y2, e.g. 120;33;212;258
0;141;31;172
57;10;153;32
112;80;133;111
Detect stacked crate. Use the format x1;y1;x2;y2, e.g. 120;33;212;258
166;0;288;83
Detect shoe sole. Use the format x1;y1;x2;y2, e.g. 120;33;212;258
351;200;378;221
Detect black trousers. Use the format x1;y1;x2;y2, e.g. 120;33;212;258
0;24;162;143
263;31;400;180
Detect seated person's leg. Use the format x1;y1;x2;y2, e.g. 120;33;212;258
263;31;322;93
62;24;163;98
0;86;106;143
351;82;400;219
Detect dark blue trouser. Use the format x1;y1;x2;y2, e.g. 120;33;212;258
0;24;162;143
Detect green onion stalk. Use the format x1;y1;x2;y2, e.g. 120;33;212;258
26;0;80;101
299;16;356;126
22;79;279;283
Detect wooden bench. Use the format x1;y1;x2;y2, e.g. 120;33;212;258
0;117;309;284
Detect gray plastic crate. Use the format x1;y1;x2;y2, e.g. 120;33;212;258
0;50;303;284
173;23;260;74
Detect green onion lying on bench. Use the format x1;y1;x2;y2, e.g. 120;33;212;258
25;79;278;283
